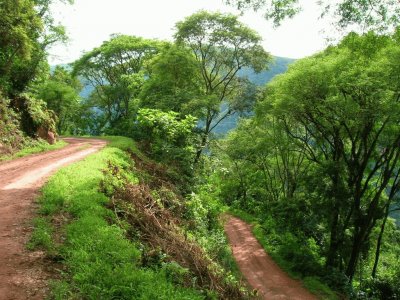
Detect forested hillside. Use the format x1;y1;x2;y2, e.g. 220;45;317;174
0;0;78;158
1;0;400;299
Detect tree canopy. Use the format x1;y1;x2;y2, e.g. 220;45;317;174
226;0;400;32
73;34;164;132
215;30;400;292
175;10;270;160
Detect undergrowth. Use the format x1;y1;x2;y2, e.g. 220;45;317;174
228;208;339;300
109;146;250;299
30;136;204;299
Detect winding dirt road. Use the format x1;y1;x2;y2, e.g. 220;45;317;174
0;138;106;300
225;216;318;300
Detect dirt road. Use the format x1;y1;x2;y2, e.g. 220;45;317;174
225;216;318;300
0;138;106;300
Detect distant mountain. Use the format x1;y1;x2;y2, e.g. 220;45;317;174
213;56;295;135
239;56;296;86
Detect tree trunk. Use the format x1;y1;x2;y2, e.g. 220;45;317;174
326;165;344;269
371;203;390;278
194;133;208;164
346;228;364;282
326;204;340;269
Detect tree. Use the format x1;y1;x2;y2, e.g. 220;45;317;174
36;66;82;133
139;44;202;114
0;0;43;95
73;35;163;133
0;0;72;143
0;0;72;97
136;108;198;180
260;31;400;281
225;0;400;32
174;11;270;161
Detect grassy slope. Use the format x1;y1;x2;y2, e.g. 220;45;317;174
30;136;203;299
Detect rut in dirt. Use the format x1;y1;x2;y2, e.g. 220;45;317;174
225;216;318;300
0;138;106;300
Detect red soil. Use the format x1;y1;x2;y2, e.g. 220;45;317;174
225;216;319;300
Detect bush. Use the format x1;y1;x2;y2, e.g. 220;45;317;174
0;95;24;151
359;276;400;300
135;108;197;177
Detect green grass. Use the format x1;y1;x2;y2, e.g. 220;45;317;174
30;136;204;299
26;217;55;253
228;208;338;300
0;139;67;161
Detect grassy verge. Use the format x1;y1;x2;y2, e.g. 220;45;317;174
228;208;338;300
29;136;203;299
0;139;67;162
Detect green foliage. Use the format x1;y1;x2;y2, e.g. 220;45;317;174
225;0;400;32
0;96;24;151
35;66;82;134
262;30;400;280
302;277;338;300
1;93;65;159
4;139;67;161
0;0;71;97
140;44;202;115
27;217;55;253
72;35;164;134
228;209;339;299
184;184;244;290
0;0;43;95
212;29;400;297
100;135;138;151
226;0;301;26
175;10;270;158
13;93;57;136
32;137;203;299
136;108;197;176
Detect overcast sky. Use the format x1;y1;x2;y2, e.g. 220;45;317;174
49;0;329;65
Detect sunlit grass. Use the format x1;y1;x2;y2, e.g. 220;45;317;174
30;136;203;299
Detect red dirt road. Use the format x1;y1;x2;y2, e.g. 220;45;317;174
225;216;318;300
0;138;106;300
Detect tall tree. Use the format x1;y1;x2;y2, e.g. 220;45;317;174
73;34;163;132
174;11;270;161
139;44;202;114
0;0;43;95
260;31;400;281
0;0;72;97
36;66;82;133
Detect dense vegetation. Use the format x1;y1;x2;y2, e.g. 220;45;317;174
1;0;400;299
211;30;400;298
29;137;247;299
0;0;78;155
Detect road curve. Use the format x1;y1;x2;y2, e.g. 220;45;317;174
225;216;318;300
0;138;106;300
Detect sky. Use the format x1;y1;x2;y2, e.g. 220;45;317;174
49;0;329;65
